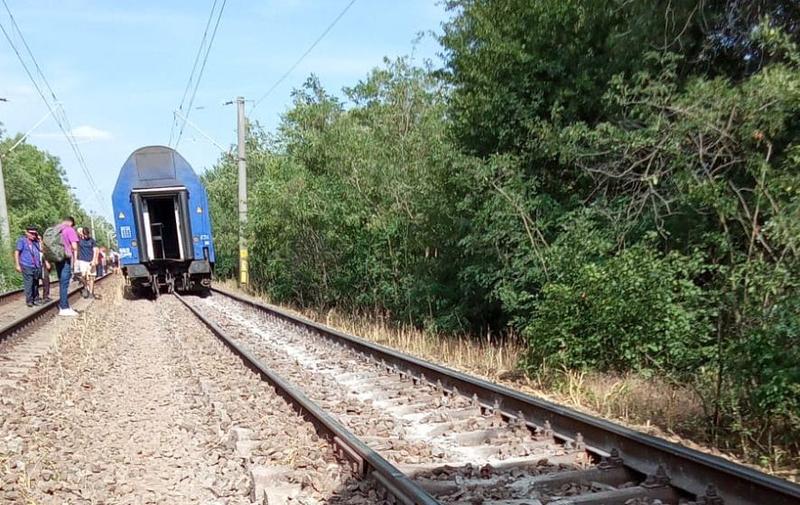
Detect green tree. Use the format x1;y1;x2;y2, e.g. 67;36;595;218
0;133;98;289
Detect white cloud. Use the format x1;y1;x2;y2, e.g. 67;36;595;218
34;125;113;142
69;125;112;141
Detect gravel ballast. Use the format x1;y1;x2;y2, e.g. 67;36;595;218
0;280;360;504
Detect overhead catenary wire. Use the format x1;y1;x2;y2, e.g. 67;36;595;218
0;14;98;203
0;21;51;124
172;108;228;154
168;0;220;147
251;0;358;111
1;0;66;109
2;1;91;162
173;0;228;149
0;0;108;214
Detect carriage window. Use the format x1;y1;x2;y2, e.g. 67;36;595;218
135;151;176;181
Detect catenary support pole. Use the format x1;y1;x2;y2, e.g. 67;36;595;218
236;96;249;286
0;98;8;247
0;155;10;247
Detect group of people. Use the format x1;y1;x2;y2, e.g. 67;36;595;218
13;216;120;316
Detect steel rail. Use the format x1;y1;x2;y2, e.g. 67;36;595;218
0;273;112;344
211;286;800;505
0;274;69;304
0;286;24;304
174;293;440;505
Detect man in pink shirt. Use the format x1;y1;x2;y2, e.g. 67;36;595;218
55;216;80;316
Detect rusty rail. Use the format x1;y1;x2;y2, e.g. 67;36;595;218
211;286;800;505
175;292;440;505
0;274;60;305
0;273;112;344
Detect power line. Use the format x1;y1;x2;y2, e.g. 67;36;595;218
2;0;100;196
170;0;219;145
2;0;58;104
0;21;52;120
0;18;87;194
169;0;220;146
3;13;106;214
174;0;228;148
252;0;357;111
1;0;108;213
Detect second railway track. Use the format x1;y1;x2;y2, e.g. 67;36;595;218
0;274;112;391
174;287;800;505
0;274;110;348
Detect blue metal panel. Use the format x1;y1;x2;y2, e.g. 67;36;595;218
112;146;216;266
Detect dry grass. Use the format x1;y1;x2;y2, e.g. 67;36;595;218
218;279;797;481
323;309;523;379
328;310;709;443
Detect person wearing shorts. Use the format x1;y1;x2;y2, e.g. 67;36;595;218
76;227;100;299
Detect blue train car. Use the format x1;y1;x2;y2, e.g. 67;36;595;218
112;146;215;296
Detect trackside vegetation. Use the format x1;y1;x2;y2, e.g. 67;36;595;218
0;130;113;290
204;1;800;472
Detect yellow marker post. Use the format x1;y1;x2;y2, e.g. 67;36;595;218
239;247;249;285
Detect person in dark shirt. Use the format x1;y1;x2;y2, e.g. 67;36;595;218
77;227;100;299
96;247;106;278
40;249;52;302
14;226;43;307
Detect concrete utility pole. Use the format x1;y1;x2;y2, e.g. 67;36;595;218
236;96;249;286
0;98;10;247
0;156;10;247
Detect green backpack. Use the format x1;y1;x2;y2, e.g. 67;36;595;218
42;225;68;263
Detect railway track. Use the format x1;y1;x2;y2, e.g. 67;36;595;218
1;280;364;504
175;287;800;505
0;274;63;328
0;274;111;350
0;273;58;303
0;274;112;396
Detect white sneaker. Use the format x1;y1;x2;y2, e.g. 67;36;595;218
58;308;78;317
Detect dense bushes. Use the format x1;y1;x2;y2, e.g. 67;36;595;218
205;2;800;465
543;49;800;454
525;234;715;378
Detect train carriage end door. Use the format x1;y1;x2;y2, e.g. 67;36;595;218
133;187;193;261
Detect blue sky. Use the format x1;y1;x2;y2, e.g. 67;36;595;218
0;0;449;220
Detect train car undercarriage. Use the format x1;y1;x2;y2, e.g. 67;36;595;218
124;187;212;298
125;260;212;298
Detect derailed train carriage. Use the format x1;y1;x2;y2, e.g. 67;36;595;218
112;146;215;297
